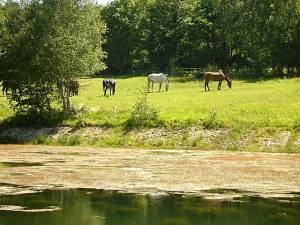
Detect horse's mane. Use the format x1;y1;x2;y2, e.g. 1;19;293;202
219;70;230;80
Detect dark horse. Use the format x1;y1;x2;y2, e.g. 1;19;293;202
204;70;232;91
2;80;11;96
57;79;79;96
102;79;116;96
68;80;79;96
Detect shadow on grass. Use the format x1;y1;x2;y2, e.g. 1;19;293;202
0;110;68;128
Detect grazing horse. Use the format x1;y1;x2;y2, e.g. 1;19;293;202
2;80;11;96
102;79;116;96
57;79;79;96
204;70;232;91
68;80;79;96
148;73;169;92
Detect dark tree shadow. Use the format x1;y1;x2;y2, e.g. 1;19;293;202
0;110;68;128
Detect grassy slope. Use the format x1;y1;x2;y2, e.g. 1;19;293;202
1;77;299;151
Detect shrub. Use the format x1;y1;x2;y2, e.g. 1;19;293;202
127;93;160;127
57;135;81;146
203;110;220;129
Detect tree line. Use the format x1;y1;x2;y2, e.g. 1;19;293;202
102;0;300;76
0;0;299;115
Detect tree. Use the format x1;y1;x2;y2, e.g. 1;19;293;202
144;0;188;71
102;0;147;73
34;0;106;111
2;0;106;114
176;0;220;68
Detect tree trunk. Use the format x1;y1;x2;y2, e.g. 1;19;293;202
60;79;70;112
66;85;70;112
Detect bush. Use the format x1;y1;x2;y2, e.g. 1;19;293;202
57;135;81;146
203;110;220;129
126;93;160;127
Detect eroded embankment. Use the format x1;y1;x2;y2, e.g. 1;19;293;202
0;144;300;199
0;126;299;151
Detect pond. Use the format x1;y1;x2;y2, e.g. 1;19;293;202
0;189;299;225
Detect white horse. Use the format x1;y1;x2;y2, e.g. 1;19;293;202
148;73;169;92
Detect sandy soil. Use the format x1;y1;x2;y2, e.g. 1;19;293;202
0;144;300;199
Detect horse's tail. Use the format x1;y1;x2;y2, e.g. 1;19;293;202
112;82;116;95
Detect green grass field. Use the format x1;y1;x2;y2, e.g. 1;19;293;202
1;76;300;129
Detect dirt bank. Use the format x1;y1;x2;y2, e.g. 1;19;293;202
0;144;300;199
1;126;299;151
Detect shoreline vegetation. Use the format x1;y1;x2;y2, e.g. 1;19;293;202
1;77;299;153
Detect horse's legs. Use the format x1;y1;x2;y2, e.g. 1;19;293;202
103;83;106;96
3;86;8;96
159;82;162;92
151;82;154;92
103;86;107;96
148;80;151;92
112;84;115;95
218;81;222;90
205;81;209;91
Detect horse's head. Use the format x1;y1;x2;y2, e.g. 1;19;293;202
222;72;232;89
227;79;232;89
160;73;169;91
165;82;169;91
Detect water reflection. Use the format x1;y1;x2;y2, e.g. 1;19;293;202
0;162;43;169
0;189;299;225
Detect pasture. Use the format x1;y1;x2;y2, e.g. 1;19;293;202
68;77;299;128
1;76;300;128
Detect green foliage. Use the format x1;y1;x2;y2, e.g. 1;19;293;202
57;135;82;146
31;134;50;145
127;92;160;127
102;0;146;73
203;110;221;129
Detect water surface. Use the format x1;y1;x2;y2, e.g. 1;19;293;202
0;189;299;225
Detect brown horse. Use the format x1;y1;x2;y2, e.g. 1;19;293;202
204;71;232;91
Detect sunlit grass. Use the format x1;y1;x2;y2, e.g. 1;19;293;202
0;97;13;124
69;76;300;129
